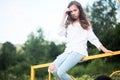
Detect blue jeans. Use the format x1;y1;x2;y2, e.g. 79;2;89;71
49;51;85;80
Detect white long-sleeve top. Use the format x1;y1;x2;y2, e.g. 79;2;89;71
58;23;102;56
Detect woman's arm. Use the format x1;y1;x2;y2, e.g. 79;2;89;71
87;27;112;53
60;13;67;26
60;8;70;26
57;8;71;36
99;45;112;53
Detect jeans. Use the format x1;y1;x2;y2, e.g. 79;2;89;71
48;51;85;80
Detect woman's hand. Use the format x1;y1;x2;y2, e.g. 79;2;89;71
63;8;71;18
104;49;113;53
60;8;71;26
100;45;113;53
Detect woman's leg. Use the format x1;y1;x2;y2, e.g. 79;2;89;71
48;52;69;79
57;52;84;80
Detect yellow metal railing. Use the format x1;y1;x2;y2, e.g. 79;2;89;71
31;63;51;80
31;51;120;80
109;70;120;77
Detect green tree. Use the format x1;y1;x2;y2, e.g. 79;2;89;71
0;41;16;70
102;23;120;62
113;23;120;50
82;0;120;77
48;42;60;60
23;28;47;65
89;0;117;39
101;23;120;50
0;41;17;80
86;0;118;54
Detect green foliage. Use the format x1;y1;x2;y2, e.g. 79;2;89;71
111;72;120;80
0;41;30;80
86;59;112;75
23;28;47;64
0;41;17;70
0;0;120;79
101;23;120;50
69;64;87;76
87;0;120;64
76;75;94;80
68;57;119;79
22;27;65;79
101;23;120;62
48;42;65;61
88;0;117;43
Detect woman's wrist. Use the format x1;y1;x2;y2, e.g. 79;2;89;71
60;16;67;27
60;8;69;27
100;45;112;53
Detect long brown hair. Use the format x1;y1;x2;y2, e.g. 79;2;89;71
65;1;90;29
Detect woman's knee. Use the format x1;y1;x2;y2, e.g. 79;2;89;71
48;63;56;73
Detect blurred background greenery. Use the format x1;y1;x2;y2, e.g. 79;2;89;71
0;0;120;80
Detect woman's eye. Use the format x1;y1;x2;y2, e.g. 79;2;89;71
74;10;77;11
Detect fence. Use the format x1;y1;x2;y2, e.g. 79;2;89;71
31;51;120;80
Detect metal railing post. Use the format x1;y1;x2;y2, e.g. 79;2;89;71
31;66;35;80
48;72;51;80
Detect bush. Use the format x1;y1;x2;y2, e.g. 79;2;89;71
76;74;94;80
111;72;120;80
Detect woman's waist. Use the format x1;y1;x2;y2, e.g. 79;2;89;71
64;48;88;56
66;43;87;48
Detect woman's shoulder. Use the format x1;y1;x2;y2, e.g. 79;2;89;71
87;25;92;30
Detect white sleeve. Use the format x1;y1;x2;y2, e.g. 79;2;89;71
57;26;67;37
87;28;102;50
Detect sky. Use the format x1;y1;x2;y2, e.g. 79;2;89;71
0;0;107;44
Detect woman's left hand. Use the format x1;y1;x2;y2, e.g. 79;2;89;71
104;49;113;53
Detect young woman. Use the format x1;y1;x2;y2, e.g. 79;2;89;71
48;1;112;80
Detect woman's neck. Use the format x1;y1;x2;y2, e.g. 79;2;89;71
72;19;80;24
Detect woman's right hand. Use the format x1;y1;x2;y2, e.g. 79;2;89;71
60;8;71;27
63;8;71;18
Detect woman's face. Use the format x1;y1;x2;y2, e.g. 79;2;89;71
69;4;80;20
